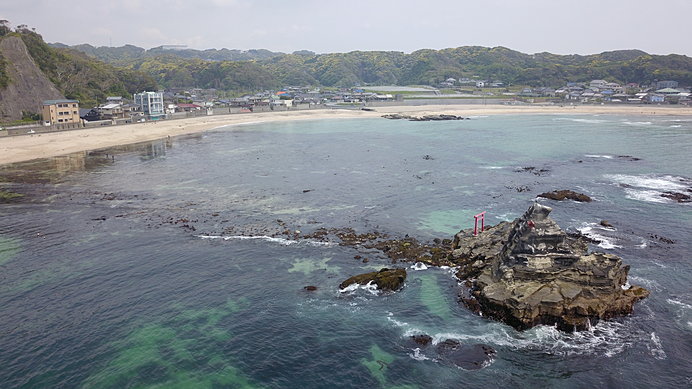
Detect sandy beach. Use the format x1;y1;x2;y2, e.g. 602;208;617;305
1;104;691;166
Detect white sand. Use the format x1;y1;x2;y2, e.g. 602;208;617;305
1;104;690;165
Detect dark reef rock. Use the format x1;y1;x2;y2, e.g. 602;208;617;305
304;286;318;291
538;190;592;202
450;203;648;331
410;334;433;347
515;166;550;176
434;340;496;370
618;155;641;161
382;113;468;121
302;228;453;267
660;191;691;203
339;268;407;292
600;220;613;228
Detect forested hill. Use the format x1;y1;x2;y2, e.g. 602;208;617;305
50;43;286;63
58;42;692;91
0;24;157;122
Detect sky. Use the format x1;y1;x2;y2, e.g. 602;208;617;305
1;0;690;56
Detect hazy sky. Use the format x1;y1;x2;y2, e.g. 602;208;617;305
1;0;690;56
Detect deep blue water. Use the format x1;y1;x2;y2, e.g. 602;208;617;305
0;114;690;388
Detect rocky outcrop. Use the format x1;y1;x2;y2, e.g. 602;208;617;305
434;340;496;370
407;336;496;370
382;114;468;121
0;36;64;121
538;190;592;202
339;268;407;292
660;191;691;203
451;203;648;331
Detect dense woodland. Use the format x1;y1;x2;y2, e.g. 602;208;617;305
2;20;691;105
0;22;157;108
61;43;692;93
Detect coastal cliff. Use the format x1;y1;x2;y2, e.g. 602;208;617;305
452;203;649;331
0;35;64;122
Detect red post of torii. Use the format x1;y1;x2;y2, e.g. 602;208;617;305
473;211;486;236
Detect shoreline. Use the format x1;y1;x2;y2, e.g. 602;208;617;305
1;104;691;166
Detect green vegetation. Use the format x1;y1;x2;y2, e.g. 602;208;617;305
87;45;692;92
0;20;9;88
82;300;262;389
0;52;8;89
0;235;21;266
0;190;24;202
12;25;156;107
360;344;417;389
7;21;692;97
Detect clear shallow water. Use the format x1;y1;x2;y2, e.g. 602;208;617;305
0;114;691;388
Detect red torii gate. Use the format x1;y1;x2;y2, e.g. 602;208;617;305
473;211;486;236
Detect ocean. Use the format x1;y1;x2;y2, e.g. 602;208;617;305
0;114;690;388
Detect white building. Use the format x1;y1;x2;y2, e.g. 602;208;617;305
589;80;608;89
133;91;165;119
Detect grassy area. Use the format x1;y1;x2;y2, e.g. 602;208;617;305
0;190;24;202
0;118;41;127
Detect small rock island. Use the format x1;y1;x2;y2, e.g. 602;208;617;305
452;203;649;331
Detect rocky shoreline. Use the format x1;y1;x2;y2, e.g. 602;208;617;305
450;203;648;331
336;203;649;332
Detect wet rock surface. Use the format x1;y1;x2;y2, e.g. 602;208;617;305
538;190;592;202
302;228;454;266
660;191;691;203
382;114;468;121
409;336;496;370
435;340;496;370
339;268;407;291
451;203;649;331
409;334;433;347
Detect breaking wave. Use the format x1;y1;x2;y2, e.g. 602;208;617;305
388;312;654;359
197;234;333;247
578;223;621;249
554;118;608;124
623;121;653;126
605;174;691;204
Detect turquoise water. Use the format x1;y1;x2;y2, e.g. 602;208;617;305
0;114;691;388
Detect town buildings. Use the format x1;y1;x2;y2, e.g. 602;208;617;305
41;99;80;126
133;91;165;120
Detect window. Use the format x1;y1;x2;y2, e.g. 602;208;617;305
58;119;63;122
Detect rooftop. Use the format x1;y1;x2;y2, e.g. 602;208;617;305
43;99;79;105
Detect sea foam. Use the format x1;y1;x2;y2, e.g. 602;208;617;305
197;234;333;247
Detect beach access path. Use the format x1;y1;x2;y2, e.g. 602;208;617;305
2;104;691;166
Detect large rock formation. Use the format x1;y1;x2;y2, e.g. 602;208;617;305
0;36;64;122
452;203;649;331
339;268;407;292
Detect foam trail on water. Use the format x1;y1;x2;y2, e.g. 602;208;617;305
623;121;652;126
339;280;379;295
648;332;667;360
555;118;608;124
197;235;333;247
578;223;621;249
411;262;428;271
605;174;691;204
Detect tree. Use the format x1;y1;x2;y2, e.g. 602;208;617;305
0;20;10;36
